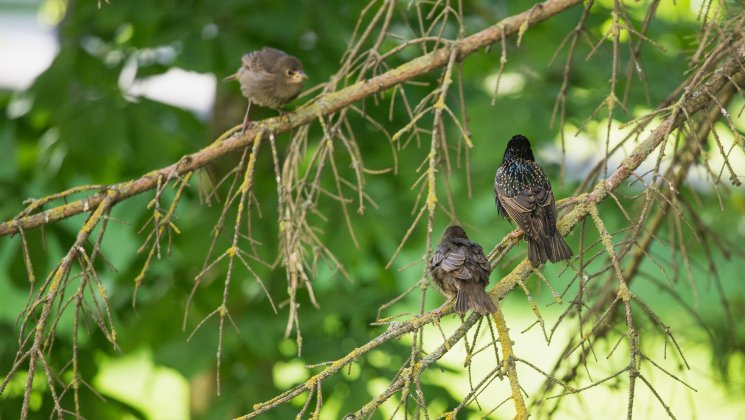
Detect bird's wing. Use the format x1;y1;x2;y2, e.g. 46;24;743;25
495;160;559;242
430;244;446;268
534;182;558;236
433;245;472;280
242;48;288;73
469;243;491;277
496;188;546;242
241;52;269;73
453;240;491;283
494;178;510;219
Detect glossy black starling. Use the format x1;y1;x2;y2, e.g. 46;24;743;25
494;135;572;266
430;225;496;315
225;47;308;134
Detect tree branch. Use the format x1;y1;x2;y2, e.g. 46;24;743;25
493;305;528;419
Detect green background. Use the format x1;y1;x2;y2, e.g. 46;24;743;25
1;0;744;418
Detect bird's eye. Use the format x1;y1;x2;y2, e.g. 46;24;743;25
286;70;294;76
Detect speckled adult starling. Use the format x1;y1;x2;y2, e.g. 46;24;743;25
494;134;572;266
430;225;496;315
224;47;307;134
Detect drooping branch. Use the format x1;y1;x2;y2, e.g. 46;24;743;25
534;72;744;415
0;0;583;237
493;305;529;419
3;189;119;419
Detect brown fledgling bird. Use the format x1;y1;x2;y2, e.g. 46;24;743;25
430;225;497;315
224;47;308;134
494;134;572;266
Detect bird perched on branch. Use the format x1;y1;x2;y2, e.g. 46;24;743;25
225;47;308;134
494;134;572;266
430;225;496;315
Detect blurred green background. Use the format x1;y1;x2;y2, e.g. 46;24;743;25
1;0;744;418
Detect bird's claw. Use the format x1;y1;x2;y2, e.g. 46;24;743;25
507;230;523;240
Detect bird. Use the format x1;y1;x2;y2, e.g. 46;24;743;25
430;225;497;315
224;47;308;134
494;134;572;266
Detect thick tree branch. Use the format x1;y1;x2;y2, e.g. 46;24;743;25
0;0;583;237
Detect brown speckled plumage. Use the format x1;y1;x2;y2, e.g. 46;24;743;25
225;47;307;133
430;225;496;315
494;135;572;266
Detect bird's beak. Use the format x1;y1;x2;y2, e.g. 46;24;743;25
295;71;309;82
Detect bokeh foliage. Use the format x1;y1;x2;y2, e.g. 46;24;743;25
1;0;744;418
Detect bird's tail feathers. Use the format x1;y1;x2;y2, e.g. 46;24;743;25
527;238;548;266
456;285;497;315
546;233;572;263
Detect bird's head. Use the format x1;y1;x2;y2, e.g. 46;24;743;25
279;57;308;84
503;134;535;161
442;225;469;240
